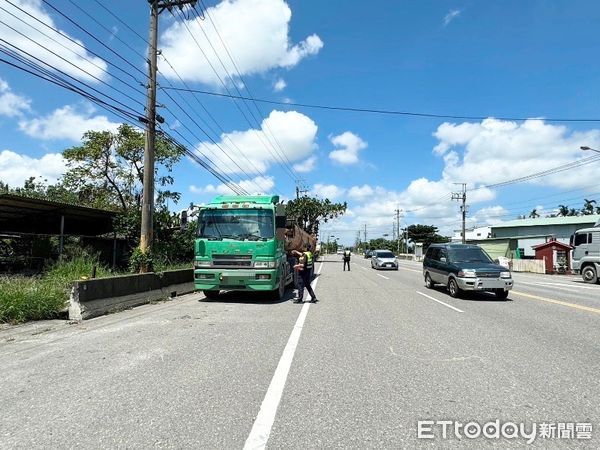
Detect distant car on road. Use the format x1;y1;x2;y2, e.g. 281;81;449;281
364;250;373;259
336;249;344;255
422;243;513;299
370;250;398;270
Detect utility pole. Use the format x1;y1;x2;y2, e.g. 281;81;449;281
452;183;468;244
395;207;401;254
295;180;308;199
363;223;367;245
140;0;197;271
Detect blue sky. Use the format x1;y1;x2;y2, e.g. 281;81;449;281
2;0;600;245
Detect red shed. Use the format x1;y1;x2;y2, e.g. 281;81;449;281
531;240;573;274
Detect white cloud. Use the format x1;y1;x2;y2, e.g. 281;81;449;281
347;184;374;201
293;155;316;173
19;104;120;141
434;118;600;190
273;78;287;92
311;183;345;200
190;175;275;196
0;149;66;187
328;131;367;165
443;9;461;26
159;0;323;85
195;109;317;174
0;0;108;82
0;77;30;117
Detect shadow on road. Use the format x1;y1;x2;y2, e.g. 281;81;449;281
427;286;513;302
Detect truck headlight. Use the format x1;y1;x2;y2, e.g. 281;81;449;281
254;260;276;268
194;260;211;268
458;269;476;278
500;271;511;279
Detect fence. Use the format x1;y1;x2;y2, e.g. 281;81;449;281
509;258;546;274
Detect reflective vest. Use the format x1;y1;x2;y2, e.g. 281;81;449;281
304;251;314;269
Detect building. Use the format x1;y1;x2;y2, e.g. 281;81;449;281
486;215;600;258
451;226;491;242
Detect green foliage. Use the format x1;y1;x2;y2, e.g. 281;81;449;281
407;224;449;250
286;196;347;236
0;254;112;324
0;276;66;324
61;124;183;211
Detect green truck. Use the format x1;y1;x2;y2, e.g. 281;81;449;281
193;195;316;300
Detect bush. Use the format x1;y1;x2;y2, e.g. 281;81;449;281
0;255;114;324
0;276;67;323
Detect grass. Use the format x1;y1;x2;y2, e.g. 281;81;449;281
0;256;192;324
0;256;113;324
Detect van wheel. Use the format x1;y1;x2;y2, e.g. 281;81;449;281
203;290;220;300
448;278;461;298
424;273;434;289
495;289;509;300
582;265;598;284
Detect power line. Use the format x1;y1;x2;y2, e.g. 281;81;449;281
161;86;600;123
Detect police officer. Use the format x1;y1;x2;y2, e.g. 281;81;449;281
343;248;351;271
292;244;317;303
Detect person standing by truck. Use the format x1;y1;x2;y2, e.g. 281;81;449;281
292;245;317;303
343;249;351;271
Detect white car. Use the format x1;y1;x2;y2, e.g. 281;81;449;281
371;250;398;270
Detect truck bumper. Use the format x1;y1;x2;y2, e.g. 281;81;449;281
194;268;279;291
456;277;513;292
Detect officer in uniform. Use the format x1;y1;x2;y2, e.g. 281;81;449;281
343;248;351;271
292;244;317;303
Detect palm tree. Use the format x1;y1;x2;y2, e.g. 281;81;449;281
582;199;597;215
558;204;569;217
529;209;540;218
568;208;578;216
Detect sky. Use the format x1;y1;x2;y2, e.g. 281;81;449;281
2;0;600;245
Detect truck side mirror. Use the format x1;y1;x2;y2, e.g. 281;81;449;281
275;215;286;228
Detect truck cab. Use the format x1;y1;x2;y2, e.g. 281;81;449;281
193;195;295;300
570;226;600;283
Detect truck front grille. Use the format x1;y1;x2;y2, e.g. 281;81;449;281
476;271;500;278
211;254;252;267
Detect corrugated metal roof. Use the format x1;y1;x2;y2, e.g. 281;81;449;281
491;215;600;229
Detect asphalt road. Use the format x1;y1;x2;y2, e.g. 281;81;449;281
1;254;599;448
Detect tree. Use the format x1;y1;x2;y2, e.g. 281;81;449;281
529;209;540;218
62;124;183;212
285;196;347;236
406;224;449;251
568;208;578;216
558;205;569;217
582;199;597;215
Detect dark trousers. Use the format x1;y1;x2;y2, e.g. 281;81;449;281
298;270;316;301
343;259;350;271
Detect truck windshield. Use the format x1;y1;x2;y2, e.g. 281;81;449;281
197;209;274;240
448;247;493;263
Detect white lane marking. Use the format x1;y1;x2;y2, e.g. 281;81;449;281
360;266;367;270
416;291;464;313
376;273;389;280
243;260;324;450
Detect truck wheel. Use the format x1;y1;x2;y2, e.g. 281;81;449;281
495;289;509;300
424;273;434;289
203;290;220;300
271;269;286;300
582;265;598;284
448;278;461;298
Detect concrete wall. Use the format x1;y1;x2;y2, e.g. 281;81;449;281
69;269;194;321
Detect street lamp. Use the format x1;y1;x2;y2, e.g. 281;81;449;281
581;146;600;153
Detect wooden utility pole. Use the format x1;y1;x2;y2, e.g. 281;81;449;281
140;0;197;270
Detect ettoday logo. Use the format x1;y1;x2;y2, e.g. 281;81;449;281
417;420;593;443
